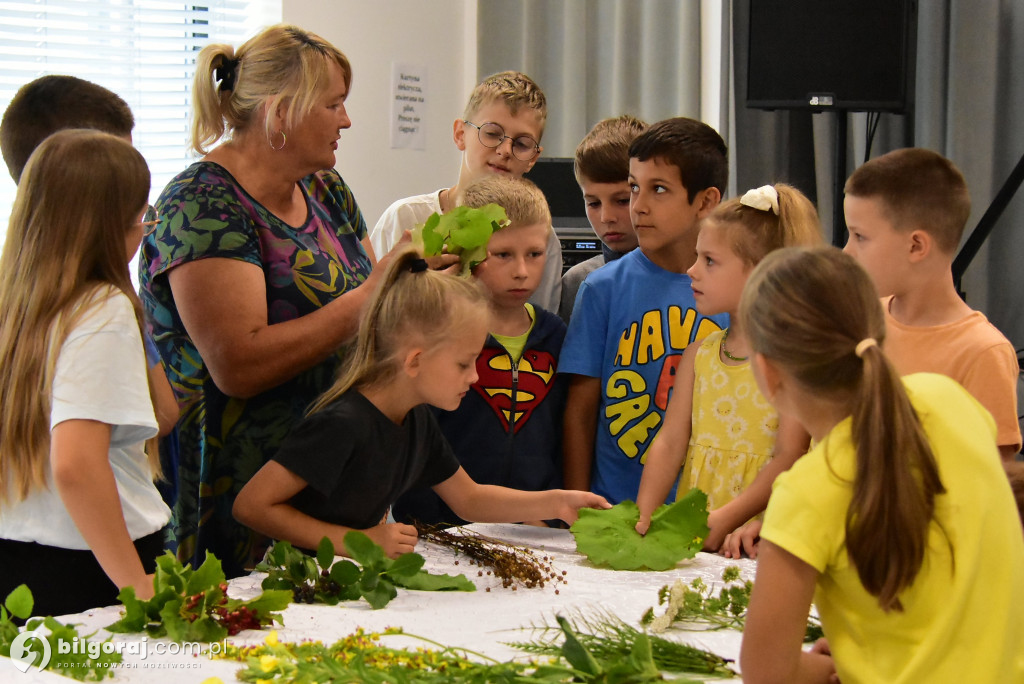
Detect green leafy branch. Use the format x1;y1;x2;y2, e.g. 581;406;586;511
641;566;823;643
411;204;510;277
510;610;735;679
105;551;290;642
0;584;121;681
256;532;474;610
222;616;713;683
570;489;710;571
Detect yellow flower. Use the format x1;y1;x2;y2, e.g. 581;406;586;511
200;679;225;684
259;654;280;672
265;630;279;647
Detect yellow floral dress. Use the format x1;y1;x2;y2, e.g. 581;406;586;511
678;330;778;510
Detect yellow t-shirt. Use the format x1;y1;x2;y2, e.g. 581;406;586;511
762;373;1024;684
491;303;536;363
679;330;778;510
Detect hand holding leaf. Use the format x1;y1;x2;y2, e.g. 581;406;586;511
570;489;710;571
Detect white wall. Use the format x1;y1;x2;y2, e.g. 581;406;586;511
283;0;478;230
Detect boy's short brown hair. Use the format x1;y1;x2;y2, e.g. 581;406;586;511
1;75;134;183
574;115;648;185
628;117;728;203
844;147;970;253
463;71;547;135
458;175;551;232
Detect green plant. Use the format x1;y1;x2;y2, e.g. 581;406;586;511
511;610;735;679
257;532;474;610
105;551;290;642
0;585;121;680
570;490;710;571
641;566;823;642
411;204;510;277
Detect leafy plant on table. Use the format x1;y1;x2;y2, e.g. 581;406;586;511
642;565;824;643
0;584;122;680
411;204;510;277
570;489;710;571
106;551;290;641
222;617;708;682
510;610;736;679
257;532;474;610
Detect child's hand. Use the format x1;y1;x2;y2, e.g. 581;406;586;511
720;519;762;559
702;508;728;551
364;522;419;558
634;516;651;536
556;490;611;525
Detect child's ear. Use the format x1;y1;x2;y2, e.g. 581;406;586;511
695;187;723;218
403;348;424;378
907;229;932;263
453;118;467;151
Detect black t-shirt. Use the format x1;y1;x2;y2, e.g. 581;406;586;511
272;391;460;530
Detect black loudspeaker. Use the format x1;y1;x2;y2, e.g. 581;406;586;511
746;0;917;112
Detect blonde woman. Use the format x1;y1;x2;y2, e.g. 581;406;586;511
0;130;169;615
138;25;420;577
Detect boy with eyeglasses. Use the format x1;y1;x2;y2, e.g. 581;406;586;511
370;70;563;310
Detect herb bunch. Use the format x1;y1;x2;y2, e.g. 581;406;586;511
510;609;735;678
224;618;685;682
641;566;823;642
0;585;121;681
106;551;290;642
416;523;567;591
257;532;474;610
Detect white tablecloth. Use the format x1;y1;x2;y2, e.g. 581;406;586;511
1;524;753;682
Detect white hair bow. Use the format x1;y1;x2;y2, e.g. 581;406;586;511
739;185;779;215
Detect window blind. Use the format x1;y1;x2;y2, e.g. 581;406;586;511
0;0;282;256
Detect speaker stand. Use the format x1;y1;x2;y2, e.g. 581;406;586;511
831;111;848;247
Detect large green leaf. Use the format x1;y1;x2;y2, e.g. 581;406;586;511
409;204;509;277
570;489;710;571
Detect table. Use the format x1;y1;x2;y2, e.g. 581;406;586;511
1;524;754;682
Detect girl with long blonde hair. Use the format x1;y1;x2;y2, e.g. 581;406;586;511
0;129;170;615
739;246;1023;683
234;247;609;558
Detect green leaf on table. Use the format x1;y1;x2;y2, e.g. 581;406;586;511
385;552;425;580
360;578;398;610
570;489;710;571
394;571;476;592
4;584;33;620
185;553;225;595
555;615;601;676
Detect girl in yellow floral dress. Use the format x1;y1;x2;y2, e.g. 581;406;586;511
635;184;821;552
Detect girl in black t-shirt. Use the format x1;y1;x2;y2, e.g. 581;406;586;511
234;246;608;558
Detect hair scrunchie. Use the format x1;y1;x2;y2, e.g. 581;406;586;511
409;258;429;273
739;185;780;215
854;337;878;358
215;57;240;92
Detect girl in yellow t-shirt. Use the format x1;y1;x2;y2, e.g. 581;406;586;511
738;246;1023;683
635;184;821;551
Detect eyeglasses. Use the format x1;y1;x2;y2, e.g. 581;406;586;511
462;120;540;162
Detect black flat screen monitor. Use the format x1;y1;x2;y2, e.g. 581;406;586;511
524;158;590;228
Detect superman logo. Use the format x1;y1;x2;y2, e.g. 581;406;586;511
473;349;557;434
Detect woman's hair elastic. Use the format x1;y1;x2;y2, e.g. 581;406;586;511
215;57;240;92
409;258;429;273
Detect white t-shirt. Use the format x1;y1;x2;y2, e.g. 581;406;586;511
0;288;171;549
370;188;563;312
